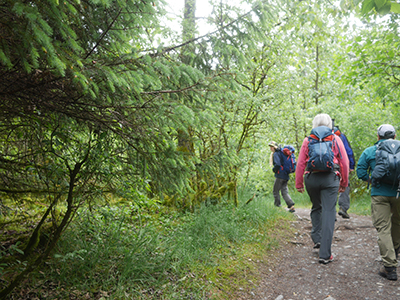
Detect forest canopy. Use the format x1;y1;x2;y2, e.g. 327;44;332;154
1;0;400;297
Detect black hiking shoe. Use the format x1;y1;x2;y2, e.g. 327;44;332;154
289;206;295;213
319;255;334;264
313;242;321;249
338;207;350;219
379;266;398;281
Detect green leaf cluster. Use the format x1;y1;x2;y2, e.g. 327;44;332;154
361;0;400;15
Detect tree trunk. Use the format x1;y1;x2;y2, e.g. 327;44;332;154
314;45;320;105
181;0;196;64
0;162;84;299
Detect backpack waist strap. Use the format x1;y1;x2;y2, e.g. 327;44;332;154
306;163;340;173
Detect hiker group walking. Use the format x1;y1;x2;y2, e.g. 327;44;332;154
269;113;400;280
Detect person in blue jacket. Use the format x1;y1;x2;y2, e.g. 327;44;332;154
334;126;355;219
357;124;400;281
269;141;295;213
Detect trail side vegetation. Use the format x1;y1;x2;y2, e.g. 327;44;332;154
0;0;399;298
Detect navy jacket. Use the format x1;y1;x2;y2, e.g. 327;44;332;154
338;133;355;170
272;150;290;181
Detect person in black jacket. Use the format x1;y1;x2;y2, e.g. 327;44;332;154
269;141;295;213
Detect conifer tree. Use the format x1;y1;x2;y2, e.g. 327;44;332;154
0;0;205;296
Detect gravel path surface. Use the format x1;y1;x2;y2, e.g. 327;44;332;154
238;207;400;300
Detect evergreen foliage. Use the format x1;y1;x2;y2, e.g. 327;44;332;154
2;0;400;297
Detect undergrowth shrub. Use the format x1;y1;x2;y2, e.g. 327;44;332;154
34;195;294;299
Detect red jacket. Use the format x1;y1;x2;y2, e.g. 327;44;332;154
295;134;349;190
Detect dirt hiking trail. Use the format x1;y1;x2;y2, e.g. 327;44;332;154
237;207;400;300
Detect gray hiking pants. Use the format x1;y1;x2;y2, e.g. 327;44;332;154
338;184;350;212
371;195;400;268
273;178;294;208
305;172;340;260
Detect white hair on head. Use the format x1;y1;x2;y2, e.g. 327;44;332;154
312;113;332;129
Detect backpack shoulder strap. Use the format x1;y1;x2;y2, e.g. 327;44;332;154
275;148;284;165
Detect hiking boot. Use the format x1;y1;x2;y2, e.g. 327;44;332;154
338;207;350;219
289;206;295;213
319;255;334;264
379;266;398;281
313;242;321;249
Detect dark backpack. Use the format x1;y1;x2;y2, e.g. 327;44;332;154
371;139;400;189
307;126;337;172
280;145;296;174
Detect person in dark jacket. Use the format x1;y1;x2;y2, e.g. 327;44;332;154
269;141;295;213
334;126;355;219
357;124;400;281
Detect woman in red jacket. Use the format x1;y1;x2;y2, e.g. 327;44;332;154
295;113;349;264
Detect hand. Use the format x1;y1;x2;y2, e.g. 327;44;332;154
350;169;354;172
339;185;346;193
297;187;305;193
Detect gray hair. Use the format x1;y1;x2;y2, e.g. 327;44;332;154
312;113;332;129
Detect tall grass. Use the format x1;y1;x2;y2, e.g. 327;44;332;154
349;192;371;216
30;194;296;299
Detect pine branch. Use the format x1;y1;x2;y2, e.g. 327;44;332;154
85;9;123;59
141;82;201;95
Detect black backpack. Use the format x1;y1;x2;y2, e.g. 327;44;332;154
371;139;400;196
